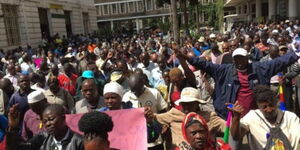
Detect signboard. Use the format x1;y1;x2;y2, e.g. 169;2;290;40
66;108;147;150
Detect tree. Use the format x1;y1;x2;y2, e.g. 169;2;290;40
170;0;179;43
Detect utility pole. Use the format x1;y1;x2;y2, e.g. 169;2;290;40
171;0;179;43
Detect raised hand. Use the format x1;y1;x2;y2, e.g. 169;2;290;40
226;101;244;118
8;104;20;131
144;107;154;123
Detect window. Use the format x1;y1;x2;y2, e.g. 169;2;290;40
164;3;170;9
244;5;247;14
103;5;109;15
2;4;20;46
97;6;102;16
137;1;144;12
128;2;136;12
120;3;126;13
82;12;90;35
111;4;118;14
204;12;209;21
146;0;153;11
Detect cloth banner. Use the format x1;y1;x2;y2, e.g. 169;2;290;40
66;108;147;150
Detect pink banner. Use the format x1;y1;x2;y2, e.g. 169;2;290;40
66;108;147;150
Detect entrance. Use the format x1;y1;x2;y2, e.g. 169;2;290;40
38;8;50;38
64;11;72;38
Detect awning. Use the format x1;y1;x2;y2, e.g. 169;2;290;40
224;0;243;7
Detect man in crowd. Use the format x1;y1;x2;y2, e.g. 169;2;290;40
22;90;48;140
75;79;104;113
229;85;300;150
7;104;84;150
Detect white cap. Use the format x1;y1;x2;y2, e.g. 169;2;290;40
175;87;207;105
27;90;46;104
272;29;279;34
232;48;248;57
209;33;216;38
198;36;205;42
67;47;72;50
104;82;124;98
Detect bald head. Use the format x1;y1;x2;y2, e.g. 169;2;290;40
129;74;145;97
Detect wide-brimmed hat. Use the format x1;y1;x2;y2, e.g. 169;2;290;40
175;87;207;105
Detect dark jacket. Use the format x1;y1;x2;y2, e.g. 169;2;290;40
188;51;298;119
7;129;83;150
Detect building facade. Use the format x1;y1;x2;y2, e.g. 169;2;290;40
0;0;97;50
224;0;300;31
95;0;171;33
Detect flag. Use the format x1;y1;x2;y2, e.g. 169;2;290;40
223;105;233;143
279;85;286;111
278;72;286;111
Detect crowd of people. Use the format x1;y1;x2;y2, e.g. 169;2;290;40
0;19;300;150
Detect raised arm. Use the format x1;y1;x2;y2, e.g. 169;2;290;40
227;102;249;140
257;51;299;78
173;43;227;80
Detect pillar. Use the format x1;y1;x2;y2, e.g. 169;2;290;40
110;21;114;31
256;0;262;18
136;19;140;33
268;0;276;20
289;0;297;19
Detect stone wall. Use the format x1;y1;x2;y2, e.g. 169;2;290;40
0;0;97;50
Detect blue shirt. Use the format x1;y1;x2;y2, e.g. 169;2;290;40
9;90;33;120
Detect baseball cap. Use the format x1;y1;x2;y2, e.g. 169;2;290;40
82;70;94;79
232;48;248;57
28;90;46;104
175;87;207;105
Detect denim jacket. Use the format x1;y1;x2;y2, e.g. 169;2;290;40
188;51;298;119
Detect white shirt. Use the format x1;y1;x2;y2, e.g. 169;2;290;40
150;67;169;88
240;110;300;150
53;129;70;150
31;83;49;92
137;62;157;80
123;87;167;113
4;73;21;87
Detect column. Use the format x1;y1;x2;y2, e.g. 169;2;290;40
268;0;276;20
289;0;297;19
256;0;262;18
110;21;114;31
136;19;140;33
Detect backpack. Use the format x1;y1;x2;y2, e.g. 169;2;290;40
255;111;293;150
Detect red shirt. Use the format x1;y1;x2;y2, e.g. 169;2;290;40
57;73;78;96
237;71;254;116
171;91;182;110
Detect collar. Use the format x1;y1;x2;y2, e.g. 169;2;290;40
53;128;70;145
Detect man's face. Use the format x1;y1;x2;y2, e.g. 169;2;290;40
157;58;166;70
104;93;122;110
49;80;60;94
257;101;278;121
186;123;207;149
230;41;238;52
42;110;66;136
233;56;248;70
82;83;97;102
18;76;30;91
129;82;144;98
139;54;149;66
181;102;199;114
7;65;16;75
30;100;46;115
